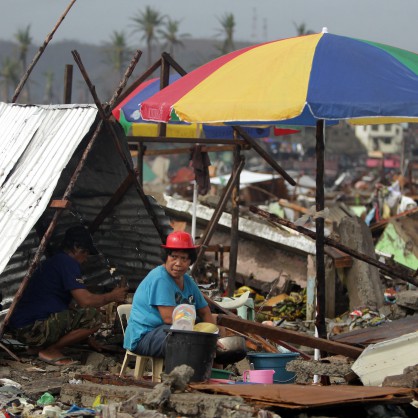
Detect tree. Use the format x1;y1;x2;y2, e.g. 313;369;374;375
158;18;190;57
293;22;314;36
131;6;165;68
0;57;20;101
43;70;55;103
102;30;132;77
15;25;32;101
216;13;236;55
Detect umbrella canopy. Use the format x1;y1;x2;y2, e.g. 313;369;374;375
112;74;203;137
141;31;418;126
113;74;271;138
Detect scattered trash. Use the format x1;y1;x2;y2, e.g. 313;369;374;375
61;404;96;416
42;404;62;417
0;379;21;390
36;392;55;406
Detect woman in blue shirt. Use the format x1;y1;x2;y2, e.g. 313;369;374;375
124;231;216;358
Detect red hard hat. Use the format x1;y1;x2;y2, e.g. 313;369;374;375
161;231;199;249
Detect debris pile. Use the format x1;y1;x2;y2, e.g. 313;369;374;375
330;308;390;335
255;289;307;323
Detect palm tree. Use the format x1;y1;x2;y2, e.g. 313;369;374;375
293;22;314;36
216;13;236;55
158;18;190;57
131;6;166;68
102;30;132;77
15;25;32;101
0;57;20;101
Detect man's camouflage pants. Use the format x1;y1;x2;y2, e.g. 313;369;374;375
13;307;102;347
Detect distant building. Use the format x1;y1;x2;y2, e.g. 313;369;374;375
355;124;404;154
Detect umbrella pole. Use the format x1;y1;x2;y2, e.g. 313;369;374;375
191;180;198;240
315;120;327;342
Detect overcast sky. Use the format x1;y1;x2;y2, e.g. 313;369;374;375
1;0;417;52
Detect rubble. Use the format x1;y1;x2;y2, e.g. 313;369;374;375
383;364;418;388
286;356;354;384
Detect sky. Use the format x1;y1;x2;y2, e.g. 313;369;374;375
1;0;418;52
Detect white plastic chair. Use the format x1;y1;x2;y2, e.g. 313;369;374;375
117;304;164;382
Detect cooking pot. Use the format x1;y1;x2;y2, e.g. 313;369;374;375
215;336;247;365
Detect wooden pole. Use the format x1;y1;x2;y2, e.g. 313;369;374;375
63;64;73;104
228;145;241;296
71;50;166;241
190;158;245;276
233;126;296;186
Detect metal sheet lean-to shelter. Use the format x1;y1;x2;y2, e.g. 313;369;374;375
0;102;171;338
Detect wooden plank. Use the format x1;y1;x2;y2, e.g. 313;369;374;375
330;315;418;347
144;145;239;156
217;315;364;359
324;246;353;268
49;199;71;209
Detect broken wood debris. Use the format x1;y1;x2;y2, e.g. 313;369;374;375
250;205;418;288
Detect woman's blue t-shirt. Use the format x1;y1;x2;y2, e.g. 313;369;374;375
124;265;207;352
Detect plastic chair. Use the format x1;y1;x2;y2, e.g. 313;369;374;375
117;304;164;382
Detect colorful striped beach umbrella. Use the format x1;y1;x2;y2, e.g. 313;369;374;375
141;31;418;126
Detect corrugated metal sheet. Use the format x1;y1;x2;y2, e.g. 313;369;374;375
163;194;316;254
0;103;172;326
0;102;98;275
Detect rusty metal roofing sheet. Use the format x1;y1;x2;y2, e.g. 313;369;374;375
0;102;98;275
190;383;417;409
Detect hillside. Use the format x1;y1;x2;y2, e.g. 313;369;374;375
0;38;252;104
